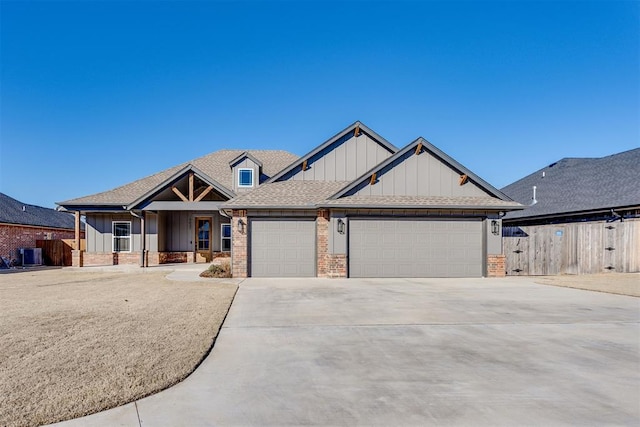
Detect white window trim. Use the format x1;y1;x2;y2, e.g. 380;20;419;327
112;221;132;253
221;223;231;252
238;168;254;188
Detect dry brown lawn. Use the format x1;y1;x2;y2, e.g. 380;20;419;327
0;268;238;427
534;272;639;297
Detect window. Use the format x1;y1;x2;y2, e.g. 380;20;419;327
221;224;231;252
112;221;131;252
238;168;254;187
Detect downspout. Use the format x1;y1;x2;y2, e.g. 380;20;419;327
129;210;146;267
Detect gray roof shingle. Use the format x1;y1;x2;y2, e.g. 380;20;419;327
0;193;77;229
58;150;299;206
222;182;522;210
501;148;640;220
223;181;350;208
322;195;523;209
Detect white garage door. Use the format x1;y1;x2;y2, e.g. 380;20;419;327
250;218;316;277
349;218;483;278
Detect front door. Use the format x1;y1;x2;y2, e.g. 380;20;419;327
195;217;213;262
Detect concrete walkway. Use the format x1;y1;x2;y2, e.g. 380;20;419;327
52;277;640;426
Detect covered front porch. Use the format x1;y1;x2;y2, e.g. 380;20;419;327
73;208;231;267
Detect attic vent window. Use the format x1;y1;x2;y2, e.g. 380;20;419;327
238;168;254;187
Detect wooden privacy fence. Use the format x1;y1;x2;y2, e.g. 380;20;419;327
36;239;86;266
503;219;640;275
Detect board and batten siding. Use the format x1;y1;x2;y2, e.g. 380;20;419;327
86;213;145;252
287;134;394;182
350;149;489;198
232;157;261;193
503;219;640;275
158;210;228;252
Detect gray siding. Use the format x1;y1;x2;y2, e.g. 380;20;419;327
145;212;159;252
351;150;489;197
158;211;229;252
232;158;260;193
86;213;141;252
485;217;502;255
288;134;393;182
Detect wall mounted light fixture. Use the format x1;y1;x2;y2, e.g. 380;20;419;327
491;220;500;236
238;218;246;234
337;218;345;234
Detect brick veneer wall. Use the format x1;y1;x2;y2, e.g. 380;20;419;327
0;224;77;261
316;209;329;277
326;254;347;278
231;210;248;278
487;254;506;277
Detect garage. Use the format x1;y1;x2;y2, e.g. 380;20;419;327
250;218;316;277
349;218;483;278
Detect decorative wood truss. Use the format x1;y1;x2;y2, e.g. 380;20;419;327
171;172;214;202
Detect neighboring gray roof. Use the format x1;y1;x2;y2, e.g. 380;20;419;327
0;192;77;229
330;137;515;202
321;195;523;210
501;148;640;221
58;149;299;207
267;121;398;183
223;181;350;209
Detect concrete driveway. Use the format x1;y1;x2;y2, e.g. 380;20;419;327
55;277;640;426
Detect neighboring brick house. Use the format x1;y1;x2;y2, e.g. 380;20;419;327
0;192;80;262
58;122;523;277
501;148;640;274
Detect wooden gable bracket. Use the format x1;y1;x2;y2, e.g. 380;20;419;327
172;186;189;202
354;124;360;137
302;159;308;171
459;174;468;186
369;172;377;185
194;185;214;202
415;142;423;155
188;172;195;201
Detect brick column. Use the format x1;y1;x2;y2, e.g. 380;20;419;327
231;210;248;278
71;250;83;267
487;254;506;277
316;209;329;278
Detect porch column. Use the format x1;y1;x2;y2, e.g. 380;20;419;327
74;211;81;250
140;211;146;267
72;211;83;267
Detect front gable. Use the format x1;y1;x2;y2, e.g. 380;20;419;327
332;137;510;200
128;164;235;210
269;121;397;183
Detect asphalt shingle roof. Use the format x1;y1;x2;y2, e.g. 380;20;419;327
501;148;640;220
223;182;523;210
223;181;350;208
0;193;77;229
322;195;523;209
59;150;299;206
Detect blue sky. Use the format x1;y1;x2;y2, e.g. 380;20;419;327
1;0;638;209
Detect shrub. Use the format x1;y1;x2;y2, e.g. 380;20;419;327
200;262;231;278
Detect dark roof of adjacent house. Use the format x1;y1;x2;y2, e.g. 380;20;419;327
501;148;640;221
58;149;299;207
0;192;77;229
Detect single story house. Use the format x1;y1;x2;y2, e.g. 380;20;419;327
0;192;81;264
501;148;640;274
58;122;523;278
